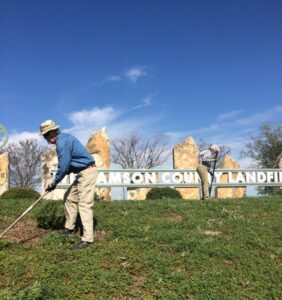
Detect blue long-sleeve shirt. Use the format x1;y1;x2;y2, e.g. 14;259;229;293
54;133;95;184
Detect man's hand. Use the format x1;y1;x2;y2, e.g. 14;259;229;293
45;181;57;192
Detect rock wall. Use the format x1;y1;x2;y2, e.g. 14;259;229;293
215;155;246;199
0;152;9;195
86;127;111;201
173;136;200;200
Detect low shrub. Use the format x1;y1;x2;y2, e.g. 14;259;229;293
34;200;64;229
0;187;40;200
273;189;282;196
146;187;183;200
0;240;11;251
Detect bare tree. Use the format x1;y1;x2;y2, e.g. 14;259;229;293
112;132;170;169
197;139;231;168
4;139;48;188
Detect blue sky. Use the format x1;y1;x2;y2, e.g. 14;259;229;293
1;0;282;165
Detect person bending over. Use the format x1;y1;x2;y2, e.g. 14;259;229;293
197;144;220;200
40;120;97;250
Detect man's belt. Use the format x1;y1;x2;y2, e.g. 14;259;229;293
79;162;96;173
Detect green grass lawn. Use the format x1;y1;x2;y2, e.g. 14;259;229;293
0;196;281;299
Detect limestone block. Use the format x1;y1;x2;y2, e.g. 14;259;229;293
215;155;246;199
0;152;9;195
86;127;111;201
41;147;69;200
273;152;282;193
173;136;200;200
127;188;151;201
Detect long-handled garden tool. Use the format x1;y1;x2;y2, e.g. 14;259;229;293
0;191;49;239
209;152;218;198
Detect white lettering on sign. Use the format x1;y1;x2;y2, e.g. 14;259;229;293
236;172;245;183
109;172;121;184
246;172;256;183
161;172;171;184
214;172;223;183
228;172;235;183
257;172;267;183
53;170;282;186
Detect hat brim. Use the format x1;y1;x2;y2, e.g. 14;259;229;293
40;125;59;136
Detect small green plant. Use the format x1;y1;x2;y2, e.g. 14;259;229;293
0;240;11;251
34;200;64;229
16;281;54;299
0;187;40;200
146;187;182;200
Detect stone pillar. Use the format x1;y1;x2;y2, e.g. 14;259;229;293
86;127;111;201
273;152;282;193
215;155;246;199
173;136;200;200
41;147;70;200
0;152;9;195
127;185;151;201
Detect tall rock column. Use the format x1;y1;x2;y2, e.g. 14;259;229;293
173;136;200;200
86;127;111;201
0;152;9;196
215;155;246;199
41;147;71;200
273;152;282;193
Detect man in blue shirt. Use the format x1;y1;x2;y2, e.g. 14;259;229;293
40;120;97;250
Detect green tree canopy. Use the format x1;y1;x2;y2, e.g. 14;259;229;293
241;123;282;168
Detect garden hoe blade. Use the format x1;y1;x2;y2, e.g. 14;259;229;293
0;191;49;239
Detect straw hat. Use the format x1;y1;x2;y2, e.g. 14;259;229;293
39;120;59;136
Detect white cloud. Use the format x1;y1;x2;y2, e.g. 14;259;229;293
125;66;147;83
107;75;122;82
235;106;282;126
142;94;155;106
64;105;161;144
217;110;242;121
68;107;119;127
94;65;149;86
131;93;157;111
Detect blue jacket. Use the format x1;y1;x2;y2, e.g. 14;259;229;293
54;133;95;184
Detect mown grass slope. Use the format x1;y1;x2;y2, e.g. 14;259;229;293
0;196;281;299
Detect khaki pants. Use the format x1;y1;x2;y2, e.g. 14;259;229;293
197;164;210;199
64;167;97;242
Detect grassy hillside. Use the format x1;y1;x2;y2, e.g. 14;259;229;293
0;197;281;299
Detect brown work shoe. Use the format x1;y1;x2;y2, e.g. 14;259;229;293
71;241;92;250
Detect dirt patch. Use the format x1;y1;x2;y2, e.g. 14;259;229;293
94;230;107;242
1;219;51;244
165;213;184;222
203;230;222;236
131;272;147;295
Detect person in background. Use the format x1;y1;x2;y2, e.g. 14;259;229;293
40;120;97;250
197;144;220;200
